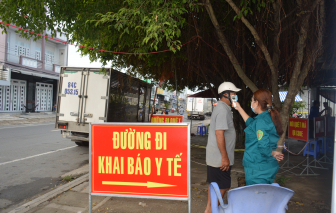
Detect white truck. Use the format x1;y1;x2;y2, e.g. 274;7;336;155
187;97;205;120
55;67;152;146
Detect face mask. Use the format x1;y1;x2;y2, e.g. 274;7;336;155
231;95;238;102
251;101;257;114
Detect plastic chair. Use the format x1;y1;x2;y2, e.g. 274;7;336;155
319;137;334;153
210;182;294;213
303;139;321;158
197;124;207;136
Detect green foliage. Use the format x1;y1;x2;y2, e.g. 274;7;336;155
282;101;307;115
233;0;268;21
276;175;290;186
164;102;170;109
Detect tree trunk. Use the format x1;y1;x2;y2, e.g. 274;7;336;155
276;0;323;152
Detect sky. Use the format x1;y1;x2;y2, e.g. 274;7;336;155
68;45;112;68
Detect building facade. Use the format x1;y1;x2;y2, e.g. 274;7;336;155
0;26;68;112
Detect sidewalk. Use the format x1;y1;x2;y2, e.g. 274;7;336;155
0;112;56;126
4;136;333;213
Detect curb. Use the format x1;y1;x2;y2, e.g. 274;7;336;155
9;174;89;213
61;164;89;178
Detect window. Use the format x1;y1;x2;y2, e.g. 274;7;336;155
15;45;30;57
35;51;41;60
45;50;54;64
45;53;54;64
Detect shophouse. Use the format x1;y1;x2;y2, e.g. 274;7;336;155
0;27;68;112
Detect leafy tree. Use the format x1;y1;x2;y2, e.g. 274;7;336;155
1;0;334;149
283;101;307;116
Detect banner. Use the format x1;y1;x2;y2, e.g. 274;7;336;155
90;123;190;200
288;118;309;141
157;88;164;95
151;115;183;123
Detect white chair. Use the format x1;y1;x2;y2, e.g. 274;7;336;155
210;182;294;213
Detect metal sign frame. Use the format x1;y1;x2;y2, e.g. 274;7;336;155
89;122;191;213
313;117;326;139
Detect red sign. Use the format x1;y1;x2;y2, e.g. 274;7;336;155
151;115;183;123
90;124;189;200
314;117;325;138
288;118;309;141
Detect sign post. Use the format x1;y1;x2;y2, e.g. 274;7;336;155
308;117;328;169
89;123;190;212
331;117;336;213
318;116;334;164
287;118;319;176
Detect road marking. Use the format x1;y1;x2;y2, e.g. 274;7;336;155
0;122;54;130
0;146;77;166
51;129;60;131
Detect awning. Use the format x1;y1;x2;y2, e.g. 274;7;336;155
320;88;336;103
188;89;216;98
5;63;60;80
188;89;303;102
11;69;59;80
279;91;302;102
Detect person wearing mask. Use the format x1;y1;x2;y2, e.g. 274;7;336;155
205;82;240;213
233;89;284;185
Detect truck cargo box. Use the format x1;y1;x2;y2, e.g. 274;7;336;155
55;67;152;145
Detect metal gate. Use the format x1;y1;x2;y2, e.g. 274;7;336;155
0;79;26;112
35;82;53;111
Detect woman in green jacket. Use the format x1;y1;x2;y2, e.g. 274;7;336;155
234;89;284;185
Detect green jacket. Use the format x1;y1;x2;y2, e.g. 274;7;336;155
243;111;279;170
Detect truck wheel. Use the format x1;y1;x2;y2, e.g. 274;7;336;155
75;141;84;146
75;141;89;146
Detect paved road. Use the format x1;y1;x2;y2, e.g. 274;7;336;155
0;123;89;210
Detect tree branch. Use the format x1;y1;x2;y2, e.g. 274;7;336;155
271;0;282;109
225;0;281;108
242;36;258;60
203;0;258;92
